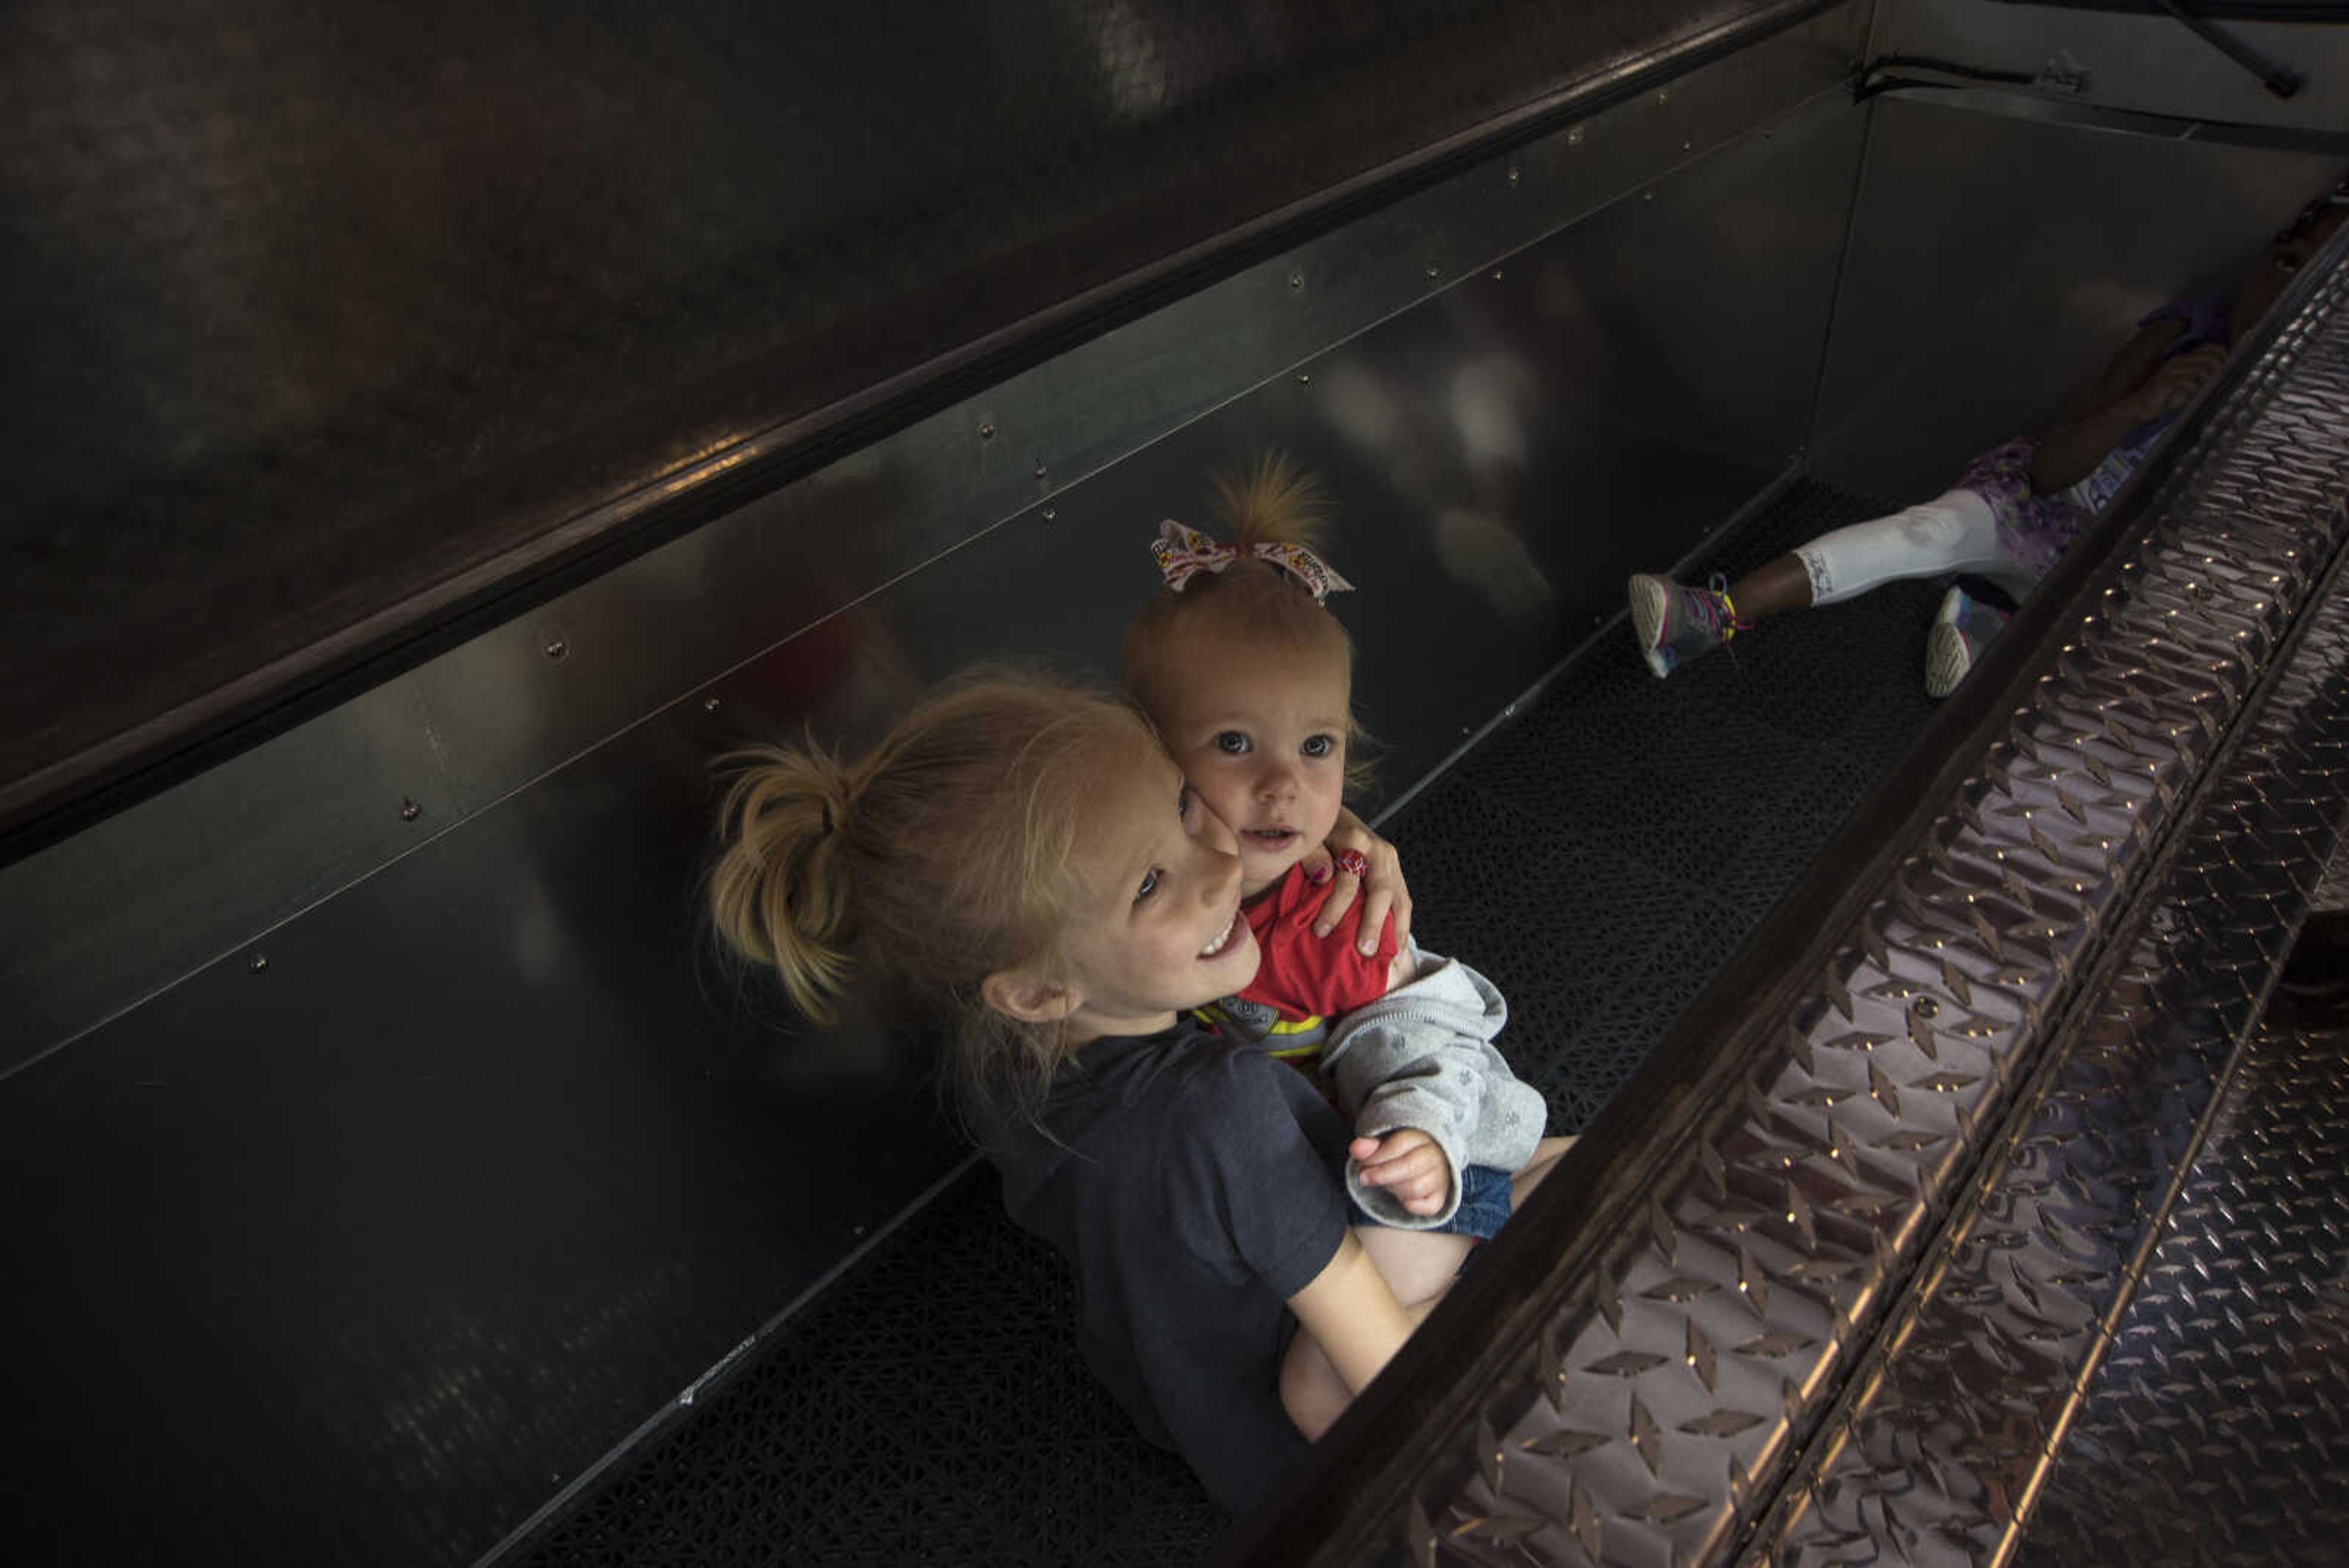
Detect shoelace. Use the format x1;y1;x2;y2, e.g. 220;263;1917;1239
1687;573;1753;641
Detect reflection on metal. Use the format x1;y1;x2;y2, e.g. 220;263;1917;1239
1759;313;2349;1564
1809;92;2342;507
1291;234;2349;1567
2017;1020;2349;1563
0;7;1869;1074
1759;563;2349;1566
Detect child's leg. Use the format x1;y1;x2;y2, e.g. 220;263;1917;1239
1509;1134;1578;1208
1279;1226;1473;1440
1773;488;2035;609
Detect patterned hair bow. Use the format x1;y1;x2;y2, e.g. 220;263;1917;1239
1151;519;1355;603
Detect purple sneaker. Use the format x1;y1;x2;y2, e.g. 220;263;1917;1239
1924;585;2011;699
1628;572;1746;678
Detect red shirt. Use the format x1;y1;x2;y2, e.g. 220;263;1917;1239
1235;863;1400;1024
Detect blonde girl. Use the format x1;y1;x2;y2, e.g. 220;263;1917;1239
1118;458;1573;1437
710;675;1419;1516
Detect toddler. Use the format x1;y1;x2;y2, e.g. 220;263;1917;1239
1120;458;1572;1433
709;675;1425;1515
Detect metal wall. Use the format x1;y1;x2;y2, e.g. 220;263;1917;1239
0;0;1846;836
1880;0;2349;132
0;7;1869;1076
1809;90;2343;503
0;15;1871;1568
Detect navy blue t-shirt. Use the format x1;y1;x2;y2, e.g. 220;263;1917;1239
983;1017;1353;1517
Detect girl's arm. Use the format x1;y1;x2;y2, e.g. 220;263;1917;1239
1285;1230;1414;1394
2028;337;2225;495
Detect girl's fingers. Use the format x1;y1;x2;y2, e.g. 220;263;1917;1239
1312;868;1362;936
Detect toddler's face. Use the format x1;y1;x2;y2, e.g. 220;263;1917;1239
1054;747;1261;1038
1155;645;1351;897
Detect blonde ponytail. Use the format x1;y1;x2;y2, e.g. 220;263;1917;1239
710;741;860;1022
708;675;1161;1115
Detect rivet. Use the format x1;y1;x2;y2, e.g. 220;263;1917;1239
1657;87;1672;105
1424;262;1441;278
543;637;568;660
1296;371;1312;384
703;695;721;712
978;422;997;440
250;954;269;974
399;798;422;822
1567;125;1585;146
1642;190;1657;202
1042;507;1058;521
1506;164;1521;186
1033;461;1047;479
1682;140;1693;152
1288;270;1305;291
1911;996;1939;1020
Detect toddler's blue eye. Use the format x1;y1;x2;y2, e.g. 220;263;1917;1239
1214;731;1249;754
1301;734;1336;759
1135;869;1160;902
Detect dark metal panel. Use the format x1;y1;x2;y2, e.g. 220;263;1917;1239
0;0;1856;834
1809;92;2341;505
0;697;956;1568
0;10;1870;1075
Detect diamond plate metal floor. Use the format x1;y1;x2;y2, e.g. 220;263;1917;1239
494;478;1951;1567
2018;1011;2349;1568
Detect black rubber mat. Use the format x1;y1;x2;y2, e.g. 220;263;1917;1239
499;478;1947;1567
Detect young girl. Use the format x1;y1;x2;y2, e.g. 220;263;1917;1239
1119;459;1572;1435
708;676;1424;1516
1630;192;2348;695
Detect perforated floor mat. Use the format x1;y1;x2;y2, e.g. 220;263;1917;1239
499;478;1946;1567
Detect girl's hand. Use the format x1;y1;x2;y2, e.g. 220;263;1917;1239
2126;343;2227;423
1349;1129;1452;1217
1308;807;1414;954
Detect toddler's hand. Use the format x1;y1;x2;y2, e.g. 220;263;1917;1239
1350;1129;1453;1217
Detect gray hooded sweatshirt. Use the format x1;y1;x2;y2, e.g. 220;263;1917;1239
1321;946;1548;1228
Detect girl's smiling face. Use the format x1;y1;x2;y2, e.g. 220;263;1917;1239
1046;746;1263;1042
1156;642;1351;897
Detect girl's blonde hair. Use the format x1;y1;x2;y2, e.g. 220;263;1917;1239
709;675;1157;1115
1121;453;1370;790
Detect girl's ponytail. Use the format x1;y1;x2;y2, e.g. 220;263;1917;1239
710;676;1162;1117
710;741;860;1021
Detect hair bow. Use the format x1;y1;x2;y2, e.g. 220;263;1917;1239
1151;519;1354;603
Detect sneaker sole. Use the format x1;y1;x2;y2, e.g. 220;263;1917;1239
1923;586;1969;699
1627;575;1672;679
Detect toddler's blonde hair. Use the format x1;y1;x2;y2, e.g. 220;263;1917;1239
708;674;1158;1115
